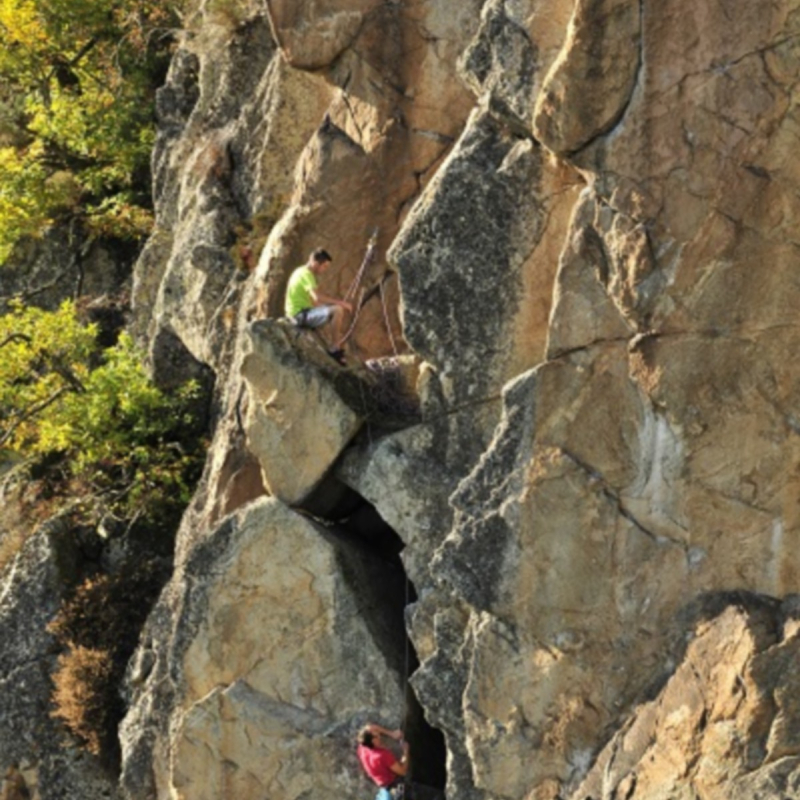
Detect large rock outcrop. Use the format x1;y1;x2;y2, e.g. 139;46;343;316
576;600;800;800
2;0;792;798
120;498;406;800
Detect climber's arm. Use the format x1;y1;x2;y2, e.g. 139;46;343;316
310;286;352;312
389;740;410;777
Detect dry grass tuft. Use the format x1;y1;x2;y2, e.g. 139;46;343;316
48;565;168;763
51;645;115;755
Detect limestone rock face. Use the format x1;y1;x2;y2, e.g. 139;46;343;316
533;0;641;154
132;15;334;375
460;0;538;130
254;0;483;362
265;0;381;69
391;107;581;449
120;498;406;800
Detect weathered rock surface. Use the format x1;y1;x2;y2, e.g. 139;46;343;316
255;0;483;361
575;601;800;800
265;0;381;70
460;0;539;131
241;320;365;505
391;107;581;453
1;223;136;313
399;2;800;796
60;0;800;798
132;13;334;375
338;422;456;586
0;517;120;800
533;0;641;154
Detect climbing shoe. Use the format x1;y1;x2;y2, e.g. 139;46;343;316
328;348;347;366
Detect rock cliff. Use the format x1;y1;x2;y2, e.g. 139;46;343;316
4;0;800;798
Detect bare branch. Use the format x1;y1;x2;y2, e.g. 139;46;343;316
17;271;70;302
49;355;87;394
0;386;69;448
0;333;32;349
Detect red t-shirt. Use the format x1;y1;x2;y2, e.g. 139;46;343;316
357;744;399;787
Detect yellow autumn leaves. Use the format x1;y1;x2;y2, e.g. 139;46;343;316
0;0;180;262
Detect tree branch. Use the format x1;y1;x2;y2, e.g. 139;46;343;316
51;362;86;393
0;386;69;448
0;333;32;349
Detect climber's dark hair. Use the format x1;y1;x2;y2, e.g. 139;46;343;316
311;248;332;264
357;727;376;748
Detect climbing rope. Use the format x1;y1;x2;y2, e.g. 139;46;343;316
379;274;400;357
389;569;412;798
339;228;380;346
401;570;412;738
344;228;379;303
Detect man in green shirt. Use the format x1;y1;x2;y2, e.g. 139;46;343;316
285;249;352;361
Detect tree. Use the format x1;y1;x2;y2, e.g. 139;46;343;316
0;0;181;263
1;300;206;764
0;300;205;526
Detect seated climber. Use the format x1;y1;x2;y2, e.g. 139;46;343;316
285;248;352;363
357;722;409;799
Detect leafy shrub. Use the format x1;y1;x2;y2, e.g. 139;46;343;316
0;299;206;528
0;297;210;761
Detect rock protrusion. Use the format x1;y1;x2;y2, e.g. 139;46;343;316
533;0;641;155
573;601;800;800
241;320;366;505
547;188;664;358
120;497;407;800
459;0;538;131
265;0;381;70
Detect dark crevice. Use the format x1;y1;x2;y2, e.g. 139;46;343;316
296;484;447;791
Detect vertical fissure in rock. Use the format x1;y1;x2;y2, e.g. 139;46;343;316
301;481;447;791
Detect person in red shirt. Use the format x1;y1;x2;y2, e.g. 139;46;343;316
357;722;409;797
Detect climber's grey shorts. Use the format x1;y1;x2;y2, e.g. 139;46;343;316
292;305;334;329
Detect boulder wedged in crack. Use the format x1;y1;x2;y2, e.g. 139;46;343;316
241;319;368;506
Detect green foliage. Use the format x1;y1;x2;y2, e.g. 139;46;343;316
0;0;181;262
0;300;204;760
0;299;98;450
0;300;205;526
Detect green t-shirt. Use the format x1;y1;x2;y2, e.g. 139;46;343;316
285;265;318;317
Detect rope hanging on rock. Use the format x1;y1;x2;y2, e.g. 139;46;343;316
339;228;379;346
379;275;399;358
401;571;412;739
